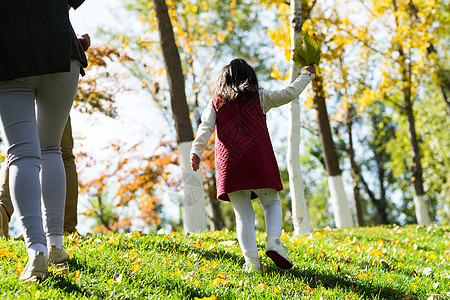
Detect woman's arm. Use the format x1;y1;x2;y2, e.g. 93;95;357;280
190;100;216;161
259;66;315;114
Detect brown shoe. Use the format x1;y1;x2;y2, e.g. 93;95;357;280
0;205;8;239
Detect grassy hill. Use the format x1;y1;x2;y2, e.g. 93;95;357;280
0;225;449;299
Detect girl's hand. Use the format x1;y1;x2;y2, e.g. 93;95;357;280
306;65;316;74
191;153;201;171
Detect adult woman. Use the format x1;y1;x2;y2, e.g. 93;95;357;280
0;0;87;281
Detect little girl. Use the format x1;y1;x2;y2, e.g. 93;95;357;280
190;59;315;271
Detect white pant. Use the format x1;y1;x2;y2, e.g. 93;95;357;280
228;188;282;259
0;61;79;249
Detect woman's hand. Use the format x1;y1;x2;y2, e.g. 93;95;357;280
191;153;201;171
306;65;316;74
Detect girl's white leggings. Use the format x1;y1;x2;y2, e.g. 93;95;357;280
0;61;79;250
228;188;282;259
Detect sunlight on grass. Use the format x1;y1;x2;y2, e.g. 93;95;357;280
0;225;449;299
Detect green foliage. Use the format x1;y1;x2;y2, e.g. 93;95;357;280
292;33;321;68
1;226;449;299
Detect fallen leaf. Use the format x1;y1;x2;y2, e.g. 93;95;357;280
212;274;228;286
194;295;218;300
72;269;80;279
381;261;390;269
274;286;281;294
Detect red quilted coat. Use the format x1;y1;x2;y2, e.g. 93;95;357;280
212;91;283;201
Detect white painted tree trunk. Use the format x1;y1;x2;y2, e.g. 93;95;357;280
328;175;354;227
178;141;207;232
413;195;431;225
287;0;311;236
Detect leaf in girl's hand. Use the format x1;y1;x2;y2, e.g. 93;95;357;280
292;38;307;67
292;33;321;67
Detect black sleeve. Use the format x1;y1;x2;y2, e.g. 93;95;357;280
68;0;85;10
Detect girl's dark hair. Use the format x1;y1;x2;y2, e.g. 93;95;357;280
212;59;258;109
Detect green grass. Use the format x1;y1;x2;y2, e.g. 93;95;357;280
1;225;449;299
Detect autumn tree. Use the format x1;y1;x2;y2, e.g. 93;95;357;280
75;46;134;118
356;0;449;225
73;45;138;232
78;141;177;233
111;0;276;231
265;0;355;228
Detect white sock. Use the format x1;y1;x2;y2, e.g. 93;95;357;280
28;243;48;258
47;234;63;250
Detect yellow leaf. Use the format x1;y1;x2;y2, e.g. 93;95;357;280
194;295;217;300
127;241;133;248
0;246;15;259
132;264;140;272
212;276;228;286
217;272;226;278
317;251;326;259
15;263;24;274
357;272;372;278
53;264;68;276
72;269;80;279
376;239;385;248
369;248;385;256
194;240;203;247
274;286;281;294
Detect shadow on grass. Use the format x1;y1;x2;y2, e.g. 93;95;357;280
42;258;101;298
193;246;419;300
48;235;423;299
266;264;418;300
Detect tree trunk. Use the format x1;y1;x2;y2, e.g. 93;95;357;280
346;108;364;226
207;176;224;231
287;0;311;236
398;48;431;225
154;0;206;232
403;86;431;225
369;115;389;224
312;74;354;227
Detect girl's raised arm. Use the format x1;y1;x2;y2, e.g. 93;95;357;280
190;100;216;161
259;66;315;114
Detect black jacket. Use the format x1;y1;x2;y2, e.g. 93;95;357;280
0;0;88;81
